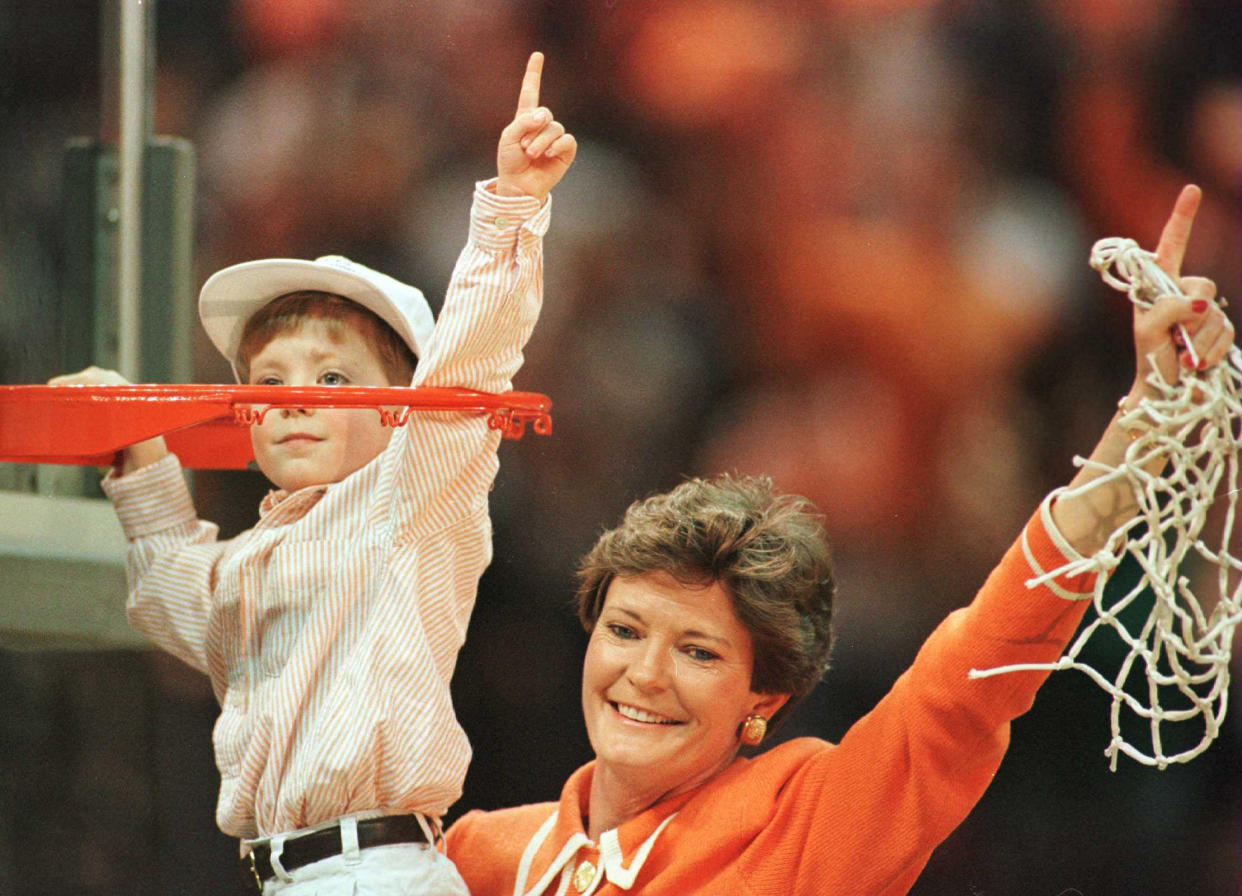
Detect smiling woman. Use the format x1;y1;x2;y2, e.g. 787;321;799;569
443;187;1236;896
446;470;1101;896
571;476;832;841
581;573;787;838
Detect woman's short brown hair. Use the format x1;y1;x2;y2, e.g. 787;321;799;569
576;474;835;728
237;290;418;385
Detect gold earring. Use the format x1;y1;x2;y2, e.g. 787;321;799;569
739;714;767;746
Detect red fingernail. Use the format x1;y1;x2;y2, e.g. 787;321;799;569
1182;353;1195;368
1192;299;1208;313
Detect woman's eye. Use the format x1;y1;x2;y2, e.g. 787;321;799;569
320;371;348;386
606;622;638;640
255;375;282;386
686;646;719;662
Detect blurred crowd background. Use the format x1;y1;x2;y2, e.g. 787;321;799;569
2;0;1242;893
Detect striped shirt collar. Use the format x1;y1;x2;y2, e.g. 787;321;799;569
258;485;328;521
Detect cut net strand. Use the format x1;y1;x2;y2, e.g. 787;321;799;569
970;237;1242;769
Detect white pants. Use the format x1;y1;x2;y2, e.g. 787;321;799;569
261;842;470;896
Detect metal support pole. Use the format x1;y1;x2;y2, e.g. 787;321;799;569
116;0;151;381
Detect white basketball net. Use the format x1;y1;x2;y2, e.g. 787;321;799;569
971;237;1242;769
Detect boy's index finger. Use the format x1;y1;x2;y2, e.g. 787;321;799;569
1154;184;1202;278
516;52;544;113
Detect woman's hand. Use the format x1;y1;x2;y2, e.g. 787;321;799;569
1128;184;1234;402
1052;184;1235;556
495;52;577;203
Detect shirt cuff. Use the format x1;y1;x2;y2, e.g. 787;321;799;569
101;452;198;539
1021;489;1099;600
469;178;550;252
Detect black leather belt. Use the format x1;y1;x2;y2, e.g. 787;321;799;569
242;815;430;891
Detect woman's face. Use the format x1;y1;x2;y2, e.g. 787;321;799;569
581;572;788;801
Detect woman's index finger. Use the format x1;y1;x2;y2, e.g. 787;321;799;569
516;52;544;113
1154;184;1202;278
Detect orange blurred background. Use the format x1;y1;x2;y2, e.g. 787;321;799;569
1;1;1240;893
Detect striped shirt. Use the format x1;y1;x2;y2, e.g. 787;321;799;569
103;181;549;839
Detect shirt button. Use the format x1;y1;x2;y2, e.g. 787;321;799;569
573;859;597;893
494;215;510;228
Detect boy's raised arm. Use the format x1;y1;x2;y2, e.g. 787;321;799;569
411;51;574;395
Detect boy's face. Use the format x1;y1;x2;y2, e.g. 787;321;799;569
246;318;397;493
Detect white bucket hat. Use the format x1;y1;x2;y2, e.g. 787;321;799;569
198;255;435;380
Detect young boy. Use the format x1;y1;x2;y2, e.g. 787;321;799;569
50;52;576;894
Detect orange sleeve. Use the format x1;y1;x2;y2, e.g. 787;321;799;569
745;500;1094;895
